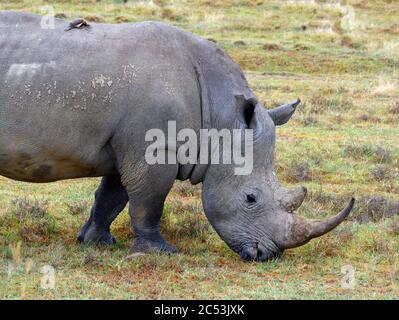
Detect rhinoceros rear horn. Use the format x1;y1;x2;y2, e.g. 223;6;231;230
268;98;300;126
279;198;355;249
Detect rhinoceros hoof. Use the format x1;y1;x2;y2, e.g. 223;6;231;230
130;237;178;254
77;224;116;245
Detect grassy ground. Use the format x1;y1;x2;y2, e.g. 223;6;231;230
0;0;398;299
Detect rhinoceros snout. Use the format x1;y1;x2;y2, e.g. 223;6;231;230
239;243;283;262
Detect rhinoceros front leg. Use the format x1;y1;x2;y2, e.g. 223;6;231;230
77;175;128;245
122;162;179;254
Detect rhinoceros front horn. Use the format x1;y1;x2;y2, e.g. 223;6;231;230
279;198;355;249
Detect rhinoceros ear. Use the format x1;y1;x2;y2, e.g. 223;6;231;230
268;99;301;126
235;94;258;128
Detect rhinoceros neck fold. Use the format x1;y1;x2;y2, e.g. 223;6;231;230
187;45;252;184
193;62;212;131
188;62;212;185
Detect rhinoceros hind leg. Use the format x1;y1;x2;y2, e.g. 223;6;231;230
78;224;116;245
77;175;128;245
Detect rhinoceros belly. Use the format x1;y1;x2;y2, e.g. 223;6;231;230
0;142;117;183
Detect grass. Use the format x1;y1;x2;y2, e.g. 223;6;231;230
0;0;398;299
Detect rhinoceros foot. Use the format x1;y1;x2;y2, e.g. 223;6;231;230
130;236;178;254
77;223;116;245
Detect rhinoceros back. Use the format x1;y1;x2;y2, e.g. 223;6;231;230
0;11;202;182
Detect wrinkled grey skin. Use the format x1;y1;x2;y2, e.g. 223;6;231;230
0;12;354;261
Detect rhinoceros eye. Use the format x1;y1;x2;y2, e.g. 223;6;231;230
246;194;257;204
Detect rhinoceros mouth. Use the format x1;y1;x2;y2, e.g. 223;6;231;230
239;242;283;262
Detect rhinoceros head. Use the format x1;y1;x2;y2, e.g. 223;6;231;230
201;96;354;262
